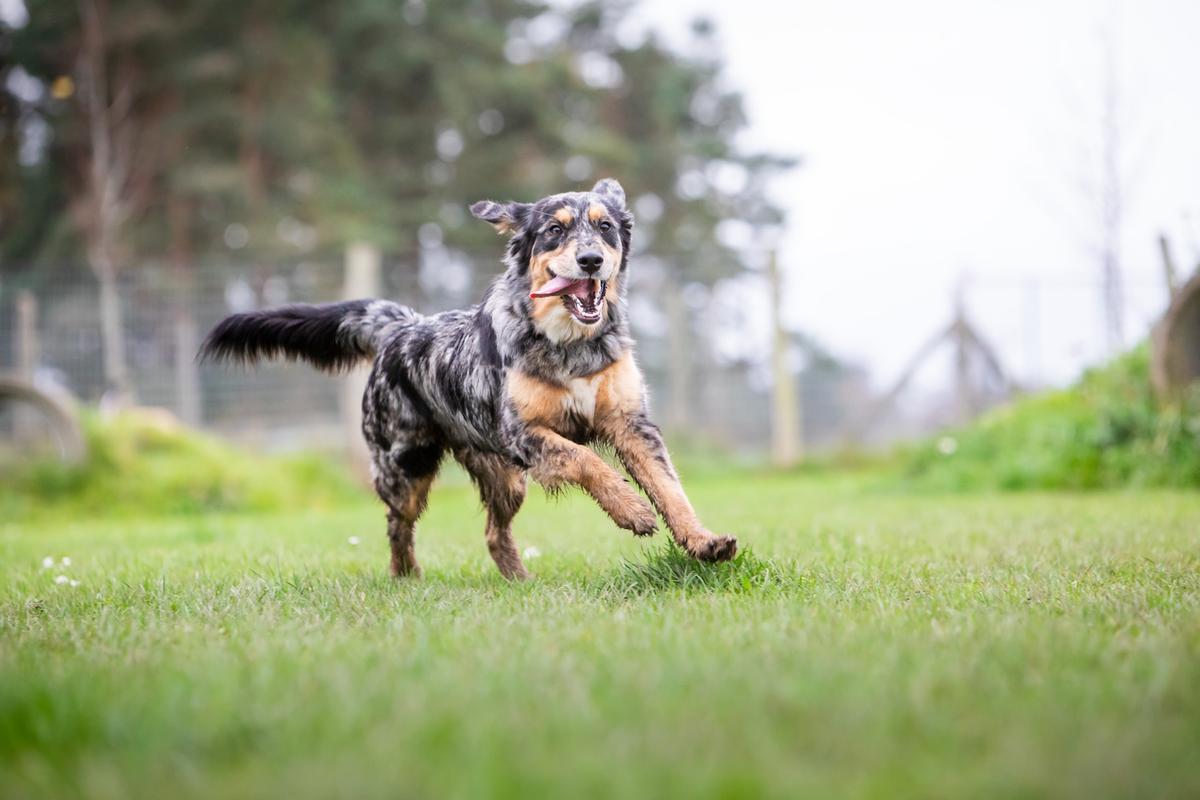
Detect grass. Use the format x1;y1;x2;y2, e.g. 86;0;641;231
2;471;1199;799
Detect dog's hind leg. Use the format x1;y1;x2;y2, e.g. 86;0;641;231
456;449;529;580
371;441;443;578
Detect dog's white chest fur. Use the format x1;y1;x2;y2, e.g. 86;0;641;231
561;374;602;421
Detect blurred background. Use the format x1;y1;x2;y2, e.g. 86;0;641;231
2;0;1199;471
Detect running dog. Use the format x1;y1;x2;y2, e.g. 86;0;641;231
200;179;737;579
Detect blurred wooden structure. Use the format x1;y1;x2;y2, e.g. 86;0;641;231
1152;270;1200;396
2;291;87;464
853;289;1016;440
0;375;88;465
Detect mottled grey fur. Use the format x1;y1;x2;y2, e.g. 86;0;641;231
201;178;736;578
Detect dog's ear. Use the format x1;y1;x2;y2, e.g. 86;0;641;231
470;200;531;235
591;178;626;209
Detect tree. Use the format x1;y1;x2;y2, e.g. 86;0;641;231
4;0;793;441
4;1;182;402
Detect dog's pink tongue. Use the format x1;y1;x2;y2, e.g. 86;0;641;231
530;276;590;299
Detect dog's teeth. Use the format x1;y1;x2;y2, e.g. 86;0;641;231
562;288;605;324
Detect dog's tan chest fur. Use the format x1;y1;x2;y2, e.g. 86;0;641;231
507;351;643;434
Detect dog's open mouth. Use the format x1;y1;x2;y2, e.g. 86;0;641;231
530;275;607;325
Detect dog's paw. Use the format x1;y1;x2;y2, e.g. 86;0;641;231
614;495;658;537
689;534;737;563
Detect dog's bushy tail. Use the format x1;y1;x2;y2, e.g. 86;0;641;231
199;299;414;372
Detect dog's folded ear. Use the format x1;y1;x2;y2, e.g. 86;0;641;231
591;178;626;209
470;200;532;235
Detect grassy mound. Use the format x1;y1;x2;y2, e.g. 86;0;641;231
604;539;798;598
1;410;366;520
903;347;1200;490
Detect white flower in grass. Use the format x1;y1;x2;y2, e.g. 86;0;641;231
61;556;72;567
937;436;958;456
523;546;542;559
42;557;54;569
69;579;79;588
347;536;361;546
54;574;69;585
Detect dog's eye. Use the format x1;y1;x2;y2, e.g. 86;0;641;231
598;220;613;232
545;224;563;236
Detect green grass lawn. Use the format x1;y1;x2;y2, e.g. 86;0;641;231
2;471;1198;799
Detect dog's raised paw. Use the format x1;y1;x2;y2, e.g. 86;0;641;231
614;496;658;536
630;502;659;537
691;534;737;563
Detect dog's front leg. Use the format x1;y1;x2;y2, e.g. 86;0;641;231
523;426;658;536
600;413;737;562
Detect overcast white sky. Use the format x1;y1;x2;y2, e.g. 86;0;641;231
633;0;1200;389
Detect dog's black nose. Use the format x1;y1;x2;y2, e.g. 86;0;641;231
576;251;603;274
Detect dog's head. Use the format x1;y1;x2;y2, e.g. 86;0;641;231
472;178;632;341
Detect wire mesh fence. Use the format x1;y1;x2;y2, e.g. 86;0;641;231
1;253;873;456
3;250;1176;458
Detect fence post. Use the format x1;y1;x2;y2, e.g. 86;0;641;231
1159;234;1179;299
341;242;381;481
15;290;39;381
663;275;690;432
173;286;202;426
768;249;800;467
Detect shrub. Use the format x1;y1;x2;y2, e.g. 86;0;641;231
0;410;366;520
902;347;1200;490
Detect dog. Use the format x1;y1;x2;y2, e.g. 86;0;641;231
200;178;737;579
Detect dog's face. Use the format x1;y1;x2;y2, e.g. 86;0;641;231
472;179;632;341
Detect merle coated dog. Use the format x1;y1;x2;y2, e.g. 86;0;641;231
201;179;737;579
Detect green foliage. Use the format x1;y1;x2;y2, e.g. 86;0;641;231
1;1;790;273
0;410;366;520
902;346;1200;490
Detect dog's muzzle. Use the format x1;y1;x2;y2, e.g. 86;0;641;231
530;275;608;325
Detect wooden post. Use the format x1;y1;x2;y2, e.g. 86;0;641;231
15;290;39;381
13;291;43;444
768;249;800;466
341;242;381;482
173;307;201;426
1158;234;1179;299
169;194;202;427
663;274;690;433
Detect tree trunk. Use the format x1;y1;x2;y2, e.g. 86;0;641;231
239;67;266;210
79;0;133;407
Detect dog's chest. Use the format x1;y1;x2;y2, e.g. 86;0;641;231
506;352;642;434
560;374;603;421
